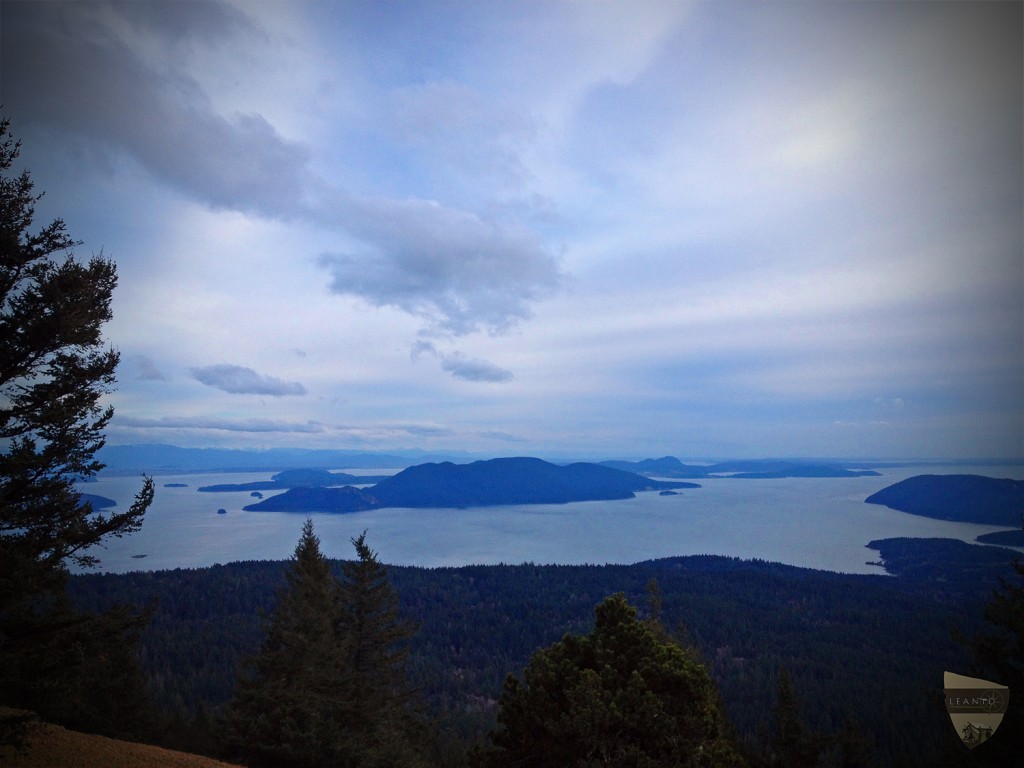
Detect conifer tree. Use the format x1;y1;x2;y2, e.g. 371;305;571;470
224;521;428;767
763;669;821;767
480;592;744;767
0;117;154;737
337;531;427;766
224;518;348;767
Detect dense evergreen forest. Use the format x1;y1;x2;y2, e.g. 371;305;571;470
68;536;1022;766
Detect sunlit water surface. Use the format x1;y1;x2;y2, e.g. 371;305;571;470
76;464;1024;575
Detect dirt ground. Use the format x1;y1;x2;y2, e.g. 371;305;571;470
0;709;243;768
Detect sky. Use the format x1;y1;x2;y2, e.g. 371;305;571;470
1;0;1021;461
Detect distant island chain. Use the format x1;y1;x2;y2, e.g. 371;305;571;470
179;457;1024;531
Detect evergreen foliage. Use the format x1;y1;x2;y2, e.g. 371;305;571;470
337;531;428;765
954;557;1024;766
760;669;822;767
224;520;427;767
479;592;744;767
67;538;1017;765
223;519;346;766
0;117;154;739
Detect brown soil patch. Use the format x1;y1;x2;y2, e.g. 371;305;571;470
0;709;242;768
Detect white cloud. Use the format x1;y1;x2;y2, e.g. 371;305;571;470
399;424;455;437
114;415;323;433
411;341;514;383
3;1;564;356
319;195;563;336
440;353;514;384
129;355;168;382
190;364;307;396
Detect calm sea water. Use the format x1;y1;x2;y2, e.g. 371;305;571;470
75;464;1024;575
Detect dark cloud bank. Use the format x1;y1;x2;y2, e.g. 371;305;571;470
2;1;562;370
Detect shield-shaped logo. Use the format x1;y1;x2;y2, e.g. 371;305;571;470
944;671;1009;749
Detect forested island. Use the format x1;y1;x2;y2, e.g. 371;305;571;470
976;529;1024;547
865;474;1024;526
243;457;699;513
197;467;391;492
78;493;117;509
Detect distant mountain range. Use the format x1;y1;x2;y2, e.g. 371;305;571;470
97;444;1018;477
865;474;1024;527
598;457;880;479
96;444;467;473
243;457;699;513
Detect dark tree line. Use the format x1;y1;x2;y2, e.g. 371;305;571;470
66;537;1023;766
219;520;750;768
213;521;753;768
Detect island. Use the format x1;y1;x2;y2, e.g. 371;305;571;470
243;457;700;513
198;468;391;492
598;456;880;479
864;474;1024;526
163;483;188;488
975;529;1024;547
243;486;382;514
79;493;117;509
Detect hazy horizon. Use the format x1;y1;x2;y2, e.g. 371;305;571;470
3;1;1021;461
96;438;1024;468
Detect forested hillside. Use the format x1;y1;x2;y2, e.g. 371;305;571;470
68;537;1019;766
865;475;1024;526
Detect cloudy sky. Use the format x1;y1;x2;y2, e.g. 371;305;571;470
2;1;1021;460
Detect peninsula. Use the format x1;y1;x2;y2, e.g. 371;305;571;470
864;474;1024;526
